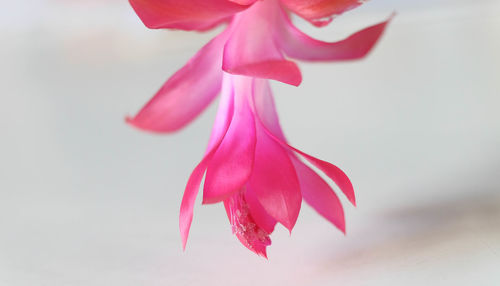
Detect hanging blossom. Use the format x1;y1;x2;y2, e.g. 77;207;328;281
127;0;392;257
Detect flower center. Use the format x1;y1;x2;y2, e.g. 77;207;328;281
227;190;271;256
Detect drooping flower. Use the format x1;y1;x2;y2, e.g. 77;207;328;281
127;0;392;257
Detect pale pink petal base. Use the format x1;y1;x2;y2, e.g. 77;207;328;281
203;78;256;204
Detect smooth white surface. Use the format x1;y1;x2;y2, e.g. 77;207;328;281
1;0;499;285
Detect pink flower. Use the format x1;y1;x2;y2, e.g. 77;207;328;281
127;0;392;257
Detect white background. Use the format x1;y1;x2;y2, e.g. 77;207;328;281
1;0;499;285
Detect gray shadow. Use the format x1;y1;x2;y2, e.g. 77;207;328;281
320;188;500;272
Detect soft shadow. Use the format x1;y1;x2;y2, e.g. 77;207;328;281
320;189;500;271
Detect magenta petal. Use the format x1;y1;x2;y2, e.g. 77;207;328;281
224;60;302;87
279;13;393;62
249;123;302;231
228;0;258;5
222;1;302;86
251;79;356;205
179;155;212;250
261;126;356;206
205;73;236;153
179;76;235;249
126;30;230;133
286;146;356;206
203;78;256;204
250;79;286;140
129;0;250;31
245;186;277;234
281;0;363;26
291;158;345;233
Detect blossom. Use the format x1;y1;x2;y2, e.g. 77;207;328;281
127;0;391;257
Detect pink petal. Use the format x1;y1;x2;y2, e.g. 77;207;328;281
126;30;229;133
251;79;356;205
179;154;213;250
250;79;286;140
286;146;356;206
279;13;393;62
224;60;302;86
281;0;363;26
228;0;258;5
249;122;302;231
205;73;236;153
251;79;347;226
203;77;256;204
222;1;302;86
179;76;235;250
128;0;251;30
291;158;345;233
244;186;277;234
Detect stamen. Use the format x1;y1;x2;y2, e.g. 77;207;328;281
227;191;271;258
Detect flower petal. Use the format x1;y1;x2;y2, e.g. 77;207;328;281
285;146;356;206
228;0;258;5
179;75;235;250
203;77;256;204
224;60;302;87
291;158;345;233
245;186;277;234
126;30;229;133
281;0;363;26
222;1;302;86
128;0;251;30
250;79;286;139
249;122;302;231
251;79;356;205
179;154;212;250
279;13;393;62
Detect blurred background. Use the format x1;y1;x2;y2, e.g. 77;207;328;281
1;0;499;285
